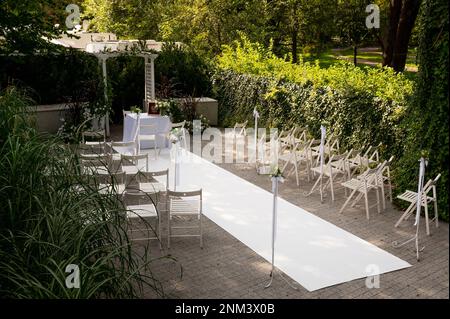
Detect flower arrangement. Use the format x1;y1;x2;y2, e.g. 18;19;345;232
130;105;142;114
169;127;183;144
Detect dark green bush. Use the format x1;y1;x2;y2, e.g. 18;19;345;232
393;0;449;221
0;87;165;298
0;49;103;105
107;43;212;123
213;70;405;159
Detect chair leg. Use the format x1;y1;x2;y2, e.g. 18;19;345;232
424;202;430;236
330;175;335;202
339;188;357;214
294;162;299;186
395;202;415;228
433;187;439;228
375;188;381;214
380;183;386;211
364;192;370;220
167;214;171;249
199;214;203;249
388;179;393;203
351;193;363;207
158;216;162;250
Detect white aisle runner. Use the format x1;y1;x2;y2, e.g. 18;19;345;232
149;150;411;291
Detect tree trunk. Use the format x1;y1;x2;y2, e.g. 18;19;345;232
292;30;298;63
383;0;403;66
383;0;422;71
353;45;358;66
392;0;421;72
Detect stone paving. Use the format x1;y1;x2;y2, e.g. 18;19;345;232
110;125;449;299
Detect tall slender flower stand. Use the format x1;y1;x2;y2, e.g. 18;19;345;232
265;171;298;290
393;157;427;261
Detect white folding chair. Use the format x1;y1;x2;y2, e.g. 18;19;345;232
123;190;161;248
310;133;340;166
279;139;312;186
134;169;169;200
79;141;106;155
97;171;126;195
233;120;248;138
139;123;160;159
167;189;203;248
171;120;187;149
120;153;149;175
395;174;441;235
308;150;351;202
256;133;278;174
339;161;387;219
80;153;111;175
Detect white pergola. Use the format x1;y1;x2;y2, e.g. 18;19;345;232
86;41;159;136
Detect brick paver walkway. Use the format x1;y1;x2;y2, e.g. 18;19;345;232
110;125;449;299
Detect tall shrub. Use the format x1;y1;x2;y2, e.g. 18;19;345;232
0;88;165;298
213;37;413;159
394;0;449;220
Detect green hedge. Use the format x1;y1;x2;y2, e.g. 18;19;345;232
212;38;448;221
212;37;413;159
0;49;103;105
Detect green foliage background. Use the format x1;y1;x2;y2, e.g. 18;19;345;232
393;0;449;221
212;36;448;221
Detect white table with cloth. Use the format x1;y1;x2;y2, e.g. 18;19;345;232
123;113;171;149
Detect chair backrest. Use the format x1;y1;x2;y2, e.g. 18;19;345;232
171;120;186;129
328;151;350;169
96;171;125;185
366;143;382;161
79;141;105;154
111;141;135;149
422;174;442;194
121;153;148;166
234;120;248;129
167;189;202;214
360;160;387;184
137;169;169;188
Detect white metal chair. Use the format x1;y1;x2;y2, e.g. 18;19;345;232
310;133;340;166
134;169;169;199
233;120;248;138
110;141;136;161
167;189;203;248
338;161;387;219
171;120;187;149
279;139;313;186
120;153;149;175
139;123;160;159
80;153;111;175
256;133;278;174
308;151;351;202
82;116;106;143
395;174;441;235
123;190;161;248
79;141;106;155
97;171;126;195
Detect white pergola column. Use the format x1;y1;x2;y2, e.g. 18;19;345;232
144;54;158;111
100;54;110;136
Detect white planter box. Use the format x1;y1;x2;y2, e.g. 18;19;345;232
173;97;218;126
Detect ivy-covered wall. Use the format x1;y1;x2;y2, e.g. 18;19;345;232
393;0;449;221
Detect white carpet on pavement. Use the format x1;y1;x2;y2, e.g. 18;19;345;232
141;148;411;291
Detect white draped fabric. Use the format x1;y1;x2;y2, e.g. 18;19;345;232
123;113;171;149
